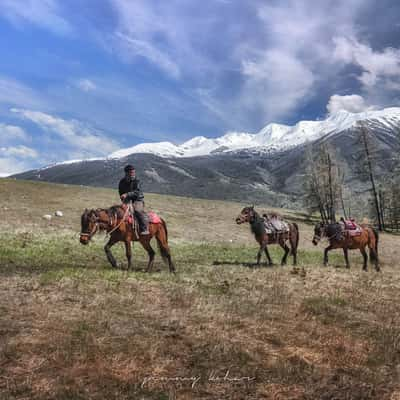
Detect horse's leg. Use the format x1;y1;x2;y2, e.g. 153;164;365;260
264;245;273;266
140;239;156;272
368;231;380;272
124;240;132;270
279;238;290;266
257;244;263;265
323;245;333;266
360;247;368;271
289;231;298;266
374;255;380;272
104;235;119;269
343;247;350;268
371;246;380;272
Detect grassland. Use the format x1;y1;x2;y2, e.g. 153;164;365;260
1;179;400;399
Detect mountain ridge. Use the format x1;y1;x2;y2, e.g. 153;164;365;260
10;107;400;212
108;107;400;159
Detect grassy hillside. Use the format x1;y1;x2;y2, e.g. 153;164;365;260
1;179;400;399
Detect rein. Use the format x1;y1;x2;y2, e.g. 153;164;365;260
105;206;130;238
315;226;341;242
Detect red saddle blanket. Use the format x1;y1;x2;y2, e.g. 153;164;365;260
344;220;357;230
126;211;162;224
341;220;362;237
148;211;162;224
347;227;362;237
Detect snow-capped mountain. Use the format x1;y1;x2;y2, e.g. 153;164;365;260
11;106;400;209
108;107;400;159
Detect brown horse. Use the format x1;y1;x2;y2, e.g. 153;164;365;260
79;206;175;273
312;222;379;271
236;206;299;266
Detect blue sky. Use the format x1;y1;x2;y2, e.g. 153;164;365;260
1;0;400;175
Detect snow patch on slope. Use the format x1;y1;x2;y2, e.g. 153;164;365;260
108;107;400;158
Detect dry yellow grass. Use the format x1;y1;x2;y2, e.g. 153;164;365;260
1;179;400;399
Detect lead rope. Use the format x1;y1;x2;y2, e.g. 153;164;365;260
105;206;130;240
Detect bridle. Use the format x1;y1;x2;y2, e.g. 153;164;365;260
80;206;131;241
236;208;254;224
313;224;338;243
80;211;99;240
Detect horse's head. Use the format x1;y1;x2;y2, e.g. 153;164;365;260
312;222;325;245
80;209;99;244
236;205;255;224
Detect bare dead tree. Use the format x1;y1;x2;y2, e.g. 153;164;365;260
382;123;400;231
303;143;342;223
355;123;384;231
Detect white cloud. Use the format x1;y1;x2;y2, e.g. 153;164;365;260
242;50;315;121
0;156;34;176
327;94;374;114
333;36;400;88
229;0;366;125
75;78;97;92
0;123;30;144
0;0;72;36
1;145;38;158
108;1;184;79
108;0;219;80
11;108;119;157
0;77;47;109
114;32;180;79
0;144;38;176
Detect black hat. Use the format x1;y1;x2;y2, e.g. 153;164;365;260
124;164;135;173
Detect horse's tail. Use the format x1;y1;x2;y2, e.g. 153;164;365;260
161;218;168;242
290;222;299;255
369;227;379;262
155;219;175;272
156;219;168;262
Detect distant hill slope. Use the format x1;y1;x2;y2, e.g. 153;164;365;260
11;109;400;209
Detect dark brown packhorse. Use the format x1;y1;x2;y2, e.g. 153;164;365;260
312;222;380;271
80;206;175;273
236;206;299;266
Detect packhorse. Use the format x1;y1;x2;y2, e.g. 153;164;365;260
312;222;379;271
80;205;175;273
236;206;299;266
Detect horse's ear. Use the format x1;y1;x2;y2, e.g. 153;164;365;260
250;204;254;209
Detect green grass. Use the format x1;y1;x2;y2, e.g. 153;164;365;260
2;180;400;399
0;232;345;277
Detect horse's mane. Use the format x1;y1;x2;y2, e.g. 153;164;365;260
107;205;125;219
250;209;266;237
325;223;342;238
91;205;124;220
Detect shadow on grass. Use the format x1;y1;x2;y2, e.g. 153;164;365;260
212;260;277;268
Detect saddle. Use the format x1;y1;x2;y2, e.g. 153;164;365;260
262;213;290;235
340;219;362;237
126;211;161;224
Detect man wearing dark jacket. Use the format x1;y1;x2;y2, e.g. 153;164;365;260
119;164;149;235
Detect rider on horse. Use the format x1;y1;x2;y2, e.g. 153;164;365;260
118;164;149;235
